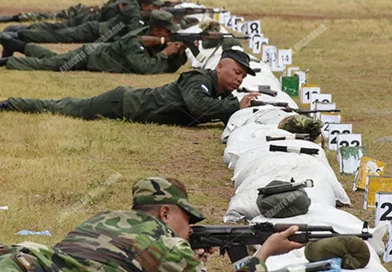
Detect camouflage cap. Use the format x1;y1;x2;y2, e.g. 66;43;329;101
149;10;179;32
278;115;324;141
132;177;205;224
220;49;256;76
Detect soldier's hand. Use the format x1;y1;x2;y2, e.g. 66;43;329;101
239;93;260;109
254;226;305;262
194;247;218;263
161;42;182;56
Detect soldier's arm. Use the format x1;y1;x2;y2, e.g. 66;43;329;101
123;37;175;74
178;74;240;123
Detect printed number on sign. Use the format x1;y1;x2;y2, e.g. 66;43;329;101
226;17;232;27
249;23;259;34
330;130;350;144
305;90;319;100
380;203;392;221
339;140;361;147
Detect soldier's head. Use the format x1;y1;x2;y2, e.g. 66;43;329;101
216;49;256;94
132;177;205;240
138;0;164;11
149;10;179;37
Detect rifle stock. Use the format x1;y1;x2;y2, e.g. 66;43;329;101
189;222;371;263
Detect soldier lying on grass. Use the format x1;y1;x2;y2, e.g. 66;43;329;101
0;177;304;271
0;10;187;74
0;50;260;126
0;0;163;44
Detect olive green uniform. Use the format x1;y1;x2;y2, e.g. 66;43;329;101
21;0;122;31
7;69;240;126
18;2;144;43
6;26;187;73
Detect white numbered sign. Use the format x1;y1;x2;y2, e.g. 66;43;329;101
315;102;336;120
320;114;341;138
261;45;277;65
247;20;261;48
232;17;244;32
337;134;362;148
218;11;230;24
224;15;233;28
376;192;392;227
310;94;332;111
252;34;263;54
328;124;353;150
286;66;300;77
383;213;392;262
278;49;292;67
247;20;261;35
300;85;321;104
294;71;306;86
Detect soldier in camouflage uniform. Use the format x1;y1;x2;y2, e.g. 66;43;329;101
0;10;187;73
0;0;163;44
0;177;304;271
0;50;259;126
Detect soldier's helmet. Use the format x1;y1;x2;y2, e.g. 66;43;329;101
132;177;205;223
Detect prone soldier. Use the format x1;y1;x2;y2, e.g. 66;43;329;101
0;177;304;271
0;10;188;74
0;0;163;44
0;50;259;126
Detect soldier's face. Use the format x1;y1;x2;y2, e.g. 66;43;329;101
150;27;171;37
163;205;192;240
216;59;247;94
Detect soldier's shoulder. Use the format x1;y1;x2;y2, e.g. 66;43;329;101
177;69;214;81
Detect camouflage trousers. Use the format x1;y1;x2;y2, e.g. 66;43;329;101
8;87;125;120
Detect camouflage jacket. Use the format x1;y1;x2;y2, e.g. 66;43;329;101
0;210;267;271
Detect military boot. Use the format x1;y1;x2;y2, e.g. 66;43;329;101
0;100;11;111
0;57;10;67
0;15;18;23
4;24;29;32
0;33;26;58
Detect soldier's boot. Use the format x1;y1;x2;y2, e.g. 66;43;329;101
0;15;18;23
0;100;11;111
0;33;25;58
3;24;29;32
0;57;10;67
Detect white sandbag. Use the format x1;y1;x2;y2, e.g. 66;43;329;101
222;106;297;143
224;151;351;222
231;139;330;177
223;125;288;165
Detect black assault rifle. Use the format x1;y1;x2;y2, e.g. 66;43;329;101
237;86;278;97
250;100;341;116
189;222;371;264
140;32;249;62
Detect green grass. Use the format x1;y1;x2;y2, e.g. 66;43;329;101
1;0;392;270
